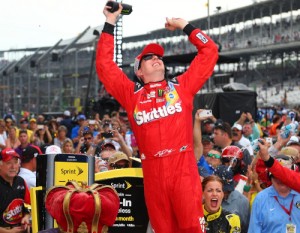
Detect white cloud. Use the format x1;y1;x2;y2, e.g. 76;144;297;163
0;0;255;50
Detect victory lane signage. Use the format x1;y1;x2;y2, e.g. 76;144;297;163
95;169;149;233
54;154;89;185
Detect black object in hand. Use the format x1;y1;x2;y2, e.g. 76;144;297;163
106;1;132;15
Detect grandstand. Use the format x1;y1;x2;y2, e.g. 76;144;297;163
0;0;299;119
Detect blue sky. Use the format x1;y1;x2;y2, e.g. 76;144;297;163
0;0;258;51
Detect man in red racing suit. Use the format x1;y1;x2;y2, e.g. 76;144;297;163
96;3;218;233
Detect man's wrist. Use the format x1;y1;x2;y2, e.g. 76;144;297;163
102;22;115;35
264;156;275;168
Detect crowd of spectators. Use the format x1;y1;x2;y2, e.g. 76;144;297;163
193;107;300;233
0;104;300;232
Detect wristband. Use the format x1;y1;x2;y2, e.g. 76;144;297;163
243;185;251;192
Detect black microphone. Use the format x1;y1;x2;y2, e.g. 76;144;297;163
106;1;132;15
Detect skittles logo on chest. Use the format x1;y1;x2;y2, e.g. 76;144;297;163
3;199;24;224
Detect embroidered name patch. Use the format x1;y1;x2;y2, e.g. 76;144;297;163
196;32;208;44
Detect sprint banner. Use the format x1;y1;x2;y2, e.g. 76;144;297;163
54;154;89;185
95;168;149;233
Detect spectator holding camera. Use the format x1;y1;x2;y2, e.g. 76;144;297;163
32;124;52;148
75;130;102;157
236;112;260;141
193;109;220;177
86;128;132;160
71;114;88;147
213;121;252;176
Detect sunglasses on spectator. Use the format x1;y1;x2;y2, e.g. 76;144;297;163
110;163;129;169
215;122;225;130
207;153;221;159
221;157;231;163
100;157;109;162
142;54;163;61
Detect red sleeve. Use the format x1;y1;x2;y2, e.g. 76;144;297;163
177;29;218;96
95;32;135;109
24;182;31;204
269;159;300;193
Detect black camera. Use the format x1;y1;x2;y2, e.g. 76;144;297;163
106;1;132;15
101;132;114;138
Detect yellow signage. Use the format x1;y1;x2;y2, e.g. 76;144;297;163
54;162;88;185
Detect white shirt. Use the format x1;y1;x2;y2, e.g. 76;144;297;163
18;167;36;190
0;132;7;147
238;135;254;156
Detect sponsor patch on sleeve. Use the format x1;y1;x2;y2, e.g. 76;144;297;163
196;32;208;44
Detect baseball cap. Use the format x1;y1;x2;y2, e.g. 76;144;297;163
5;118;13;123
214;165;234;192
214;121;232;136
45;181;120;233
275;147;299;167
29;118;37;123
202;135;213;143
134;43;164;75
4;115;14;122
21;145;42;162
63;110;71;117
287;136;300;146
76;114;86;121
20;118;29;124
101;142;116;151
108;151;129;165
45;145;62;154
232;123;242;131
0;148;20;162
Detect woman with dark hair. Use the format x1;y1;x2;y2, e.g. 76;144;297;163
33;125;52;147
202;175;241;233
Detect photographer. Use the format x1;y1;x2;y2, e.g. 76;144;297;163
75;130;102;157
236;112;260;142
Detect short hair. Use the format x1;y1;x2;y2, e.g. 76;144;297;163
19;129;28;135
58;125;68;133
83;130;93;137
214;121;232;138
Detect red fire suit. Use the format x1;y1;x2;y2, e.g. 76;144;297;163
96;22;218;233
265;156;300;193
